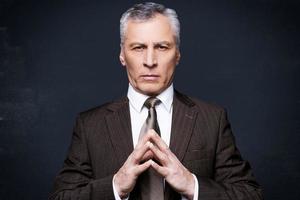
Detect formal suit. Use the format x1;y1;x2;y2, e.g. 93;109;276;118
49;90;263;200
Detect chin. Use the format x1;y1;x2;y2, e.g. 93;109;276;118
139;86;163;96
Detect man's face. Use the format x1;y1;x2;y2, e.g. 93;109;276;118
120;14;180;96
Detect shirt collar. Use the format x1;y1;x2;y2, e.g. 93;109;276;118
127;84;174;113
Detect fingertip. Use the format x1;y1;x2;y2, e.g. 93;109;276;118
151;161;161;172
149;142;153;148
149;159;157;169
149;159;154;165
146;141;151;146
149;129;154;133
149;129;156;136
146;159;153;169
150;159;156;167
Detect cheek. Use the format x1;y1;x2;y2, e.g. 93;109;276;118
163;66;176;83
165;64;176;76
125;57;142;76
159;54;177;72
126;66;141;83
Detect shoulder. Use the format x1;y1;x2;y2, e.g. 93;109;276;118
175;90;225;114
77;96;128;122
174;90;228;132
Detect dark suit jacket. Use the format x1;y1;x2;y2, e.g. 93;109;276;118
49;91;263;200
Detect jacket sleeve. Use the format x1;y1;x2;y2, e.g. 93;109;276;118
196;109;263;200
49;115;115;200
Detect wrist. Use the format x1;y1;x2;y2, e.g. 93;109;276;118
183;173;195;200
113;174;129;199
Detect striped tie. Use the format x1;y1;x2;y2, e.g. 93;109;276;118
139;97;164;200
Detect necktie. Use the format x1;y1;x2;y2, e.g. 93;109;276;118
139;97;164;200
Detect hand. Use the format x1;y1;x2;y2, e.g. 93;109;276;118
148;130;195;200
114;134;153;198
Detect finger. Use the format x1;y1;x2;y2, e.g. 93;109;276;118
135;132;152;149
149;142;169;166
140;150;154;162
148;129;169;153
131;141;151;163
151;160;167;177
135;159;152;175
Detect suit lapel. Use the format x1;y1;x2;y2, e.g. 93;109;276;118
164;91;198;200
105;97;134;166
169;91;198;162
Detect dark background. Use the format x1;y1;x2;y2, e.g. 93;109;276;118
0;0;299;199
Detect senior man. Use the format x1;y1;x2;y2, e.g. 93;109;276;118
50;2;263;200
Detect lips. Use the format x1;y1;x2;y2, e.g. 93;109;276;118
140;74;160;81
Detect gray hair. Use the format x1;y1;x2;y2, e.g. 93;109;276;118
120;2;180;48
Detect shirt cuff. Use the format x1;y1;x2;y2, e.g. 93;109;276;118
112;174;130;200
181;174;199;200
113;174;199;200
192;174;199;200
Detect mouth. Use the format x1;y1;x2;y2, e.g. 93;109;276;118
140;74;160;81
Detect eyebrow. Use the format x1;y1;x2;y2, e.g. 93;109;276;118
129;41;173;47
129;42;146;47
154;41;172;46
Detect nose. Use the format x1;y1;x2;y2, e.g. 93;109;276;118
143;48;157;68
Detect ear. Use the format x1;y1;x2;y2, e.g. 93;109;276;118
119;48;126;66
175;49;181;65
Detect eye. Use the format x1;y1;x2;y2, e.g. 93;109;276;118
132;46;145;51
157;45;168;51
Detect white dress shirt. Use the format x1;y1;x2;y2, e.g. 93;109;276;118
113;84;199;200
128;83;173;148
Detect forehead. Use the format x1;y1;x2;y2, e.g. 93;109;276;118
124;14;176;44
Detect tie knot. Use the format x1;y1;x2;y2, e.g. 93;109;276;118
144;97;161;109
